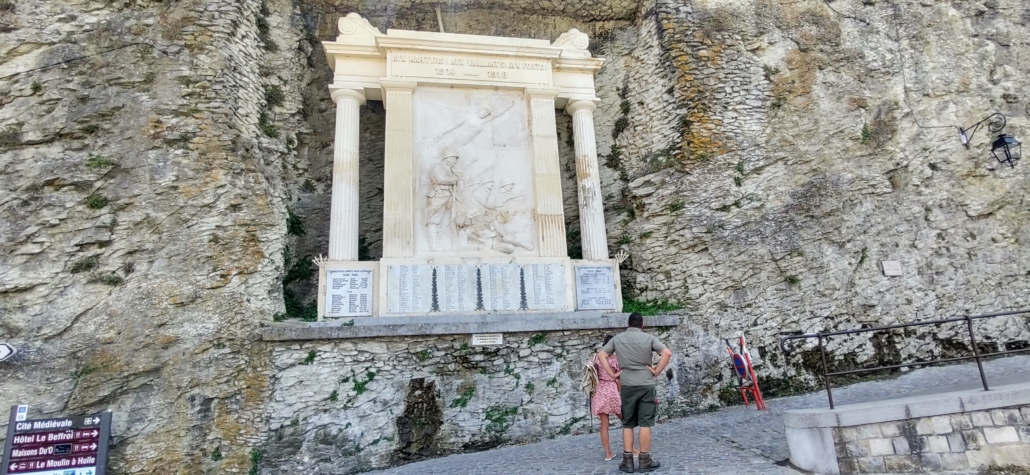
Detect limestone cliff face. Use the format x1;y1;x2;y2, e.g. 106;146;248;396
0;0;1028;473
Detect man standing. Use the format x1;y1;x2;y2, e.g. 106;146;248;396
598;312;673;472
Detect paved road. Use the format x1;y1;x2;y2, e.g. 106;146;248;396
367;356;1030;474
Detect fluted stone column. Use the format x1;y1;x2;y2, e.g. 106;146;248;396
328;88;366;261
566;99;609;260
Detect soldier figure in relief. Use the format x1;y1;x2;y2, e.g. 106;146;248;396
425;148;462;250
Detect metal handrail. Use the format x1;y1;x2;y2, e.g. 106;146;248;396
779;309;1030;409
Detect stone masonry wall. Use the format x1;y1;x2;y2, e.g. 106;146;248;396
258;329;681;474
835;405;1030;473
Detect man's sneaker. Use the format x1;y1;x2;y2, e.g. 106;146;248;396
638;452;660;472
619;452;635;473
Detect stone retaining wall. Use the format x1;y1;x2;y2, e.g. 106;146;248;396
835;405;1030;473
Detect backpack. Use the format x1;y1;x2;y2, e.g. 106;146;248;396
580;355;599;396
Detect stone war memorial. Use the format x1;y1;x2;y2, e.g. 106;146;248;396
310;14;623;323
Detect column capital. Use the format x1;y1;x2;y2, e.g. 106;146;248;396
330;87;366;105
524;87;560;99
565;97;598;115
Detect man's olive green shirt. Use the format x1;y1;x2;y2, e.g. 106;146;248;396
599;327;669;387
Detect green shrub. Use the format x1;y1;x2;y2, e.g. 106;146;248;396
286;210;305;235
622;299;681;316
264;85;284;107
30;82;41;94
258;112;278;138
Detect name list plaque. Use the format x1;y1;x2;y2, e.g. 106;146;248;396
440;265;477;313
575;265;617;310
387;265;434;314
525;263;565;310
2;407;113;475
481;264;521;312
325;269;373;317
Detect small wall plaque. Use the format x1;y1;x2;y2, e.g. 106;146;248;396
881;261;903;277
471;333;503;346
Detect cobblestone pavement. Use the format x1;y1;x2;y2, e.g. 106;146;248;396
367;356;1030;474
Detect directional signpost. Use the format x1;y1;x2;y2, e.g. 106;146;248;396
0;344;14;363
1;407;111;475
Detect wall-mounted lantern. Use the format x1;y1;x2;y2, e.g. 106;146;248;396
990;134;1021;168
959;113;1021;168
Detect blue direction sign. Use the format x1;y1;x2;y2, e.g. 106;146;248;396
0;344;14;363
1;407;111;475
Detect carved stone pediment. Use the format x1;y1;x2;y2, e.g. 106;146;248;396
337;13;382;41
552;28;591;58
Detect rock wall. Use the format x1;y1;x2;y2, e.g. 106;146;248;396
1;0;1029;473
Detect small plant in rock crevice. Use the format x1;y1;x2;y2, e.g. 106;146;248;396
85;154;116;170
70;256;100;274
248;449;263;475
450;386;475;408
264;85;285;107
0;126;22;148
85;194;109;209
89;273;124;286
300;350;316;365
861;124;872;144
210;446;222;461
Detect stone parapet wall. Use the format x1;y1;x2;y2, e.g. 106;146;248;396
835;406;1030;473
785;383;1030;474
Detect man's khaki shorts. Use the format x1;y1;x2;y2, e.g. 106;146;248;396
620;385;657;428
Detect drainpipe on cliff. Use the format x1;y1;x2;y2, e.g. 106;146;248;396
436;7;445;33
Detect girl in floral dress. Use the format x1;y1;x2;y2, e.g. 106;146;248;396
592;334;622;461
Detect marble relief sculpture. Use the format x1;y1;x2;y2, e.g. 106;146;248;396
416;88;535;255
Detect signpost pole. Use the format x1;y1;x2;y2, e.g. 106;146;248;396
1;406;16;475
96;411;113;474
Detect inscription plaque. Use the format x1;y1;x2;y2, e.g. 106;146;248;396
481;264;521;312
471;334;504;346
881;261;903;277
439;265;478;313
387;265;434;314
325;269;373;317
525;263;565;310
389;52;551;85
575;265;616;310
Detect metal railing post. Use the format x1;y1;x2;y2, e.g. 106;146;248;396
966;315;990;391
818;333;835;409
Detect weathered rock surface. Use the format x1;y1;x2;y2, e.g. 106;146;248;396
0;0;1028;473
